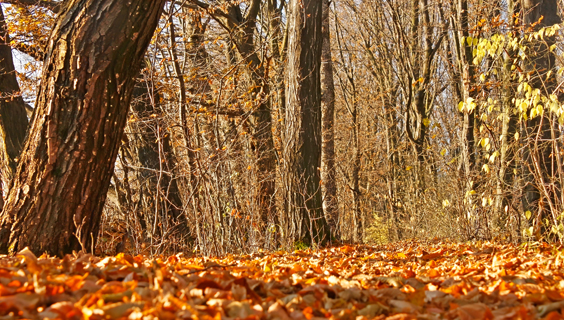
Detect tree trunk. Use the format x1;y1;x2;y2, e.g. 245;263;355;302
494;0;519;233
320;0;339;240
0;0;166;256
0;8;30;194
457;0;479;206
520;0;561;239
351;98;362;242
230;4;277;240
126;76;187;243
404;0;444;195
284;0;331;246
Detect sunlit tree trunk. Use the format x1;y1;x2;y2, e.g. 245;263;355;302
0;0;166;256
457;0;478;186
494;0;519;234
320;0;339;240
284;0;331;246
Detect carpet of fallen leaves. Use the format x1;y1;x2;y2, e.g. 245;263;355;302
1;240;564;320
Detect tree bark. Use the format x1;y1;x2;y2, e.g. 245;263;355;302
404;0;444;194
457;0;478;186
0;8;30;195
320;0;339;240
284;0;331;246
190;1;277;240
520;0;561;239
494;0;519;233
0;0;166;256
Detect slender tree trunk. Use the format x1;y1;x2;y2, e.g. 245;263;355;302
127;76;188;242
404;0;444;195
351;98;362;242
383;98;403;241
235;22;277;240
320;0;339;241
494;0;519;233
0;8;30;196
0;0;166;256
285;0;331;246
458;0;478;186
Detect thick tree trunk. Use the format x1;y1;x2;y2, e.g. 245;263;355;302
520;0;561;239
284;0;331;246
320;0;339;240
0;8;30;193
0;0;166;256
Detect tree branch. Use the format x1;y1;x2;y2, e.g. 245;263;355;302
184;0;239;27
1;0;61;13
11;40;44;61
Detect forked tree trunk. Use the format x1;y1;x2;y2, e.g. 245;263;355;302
285;0;331;246
0;0;166;256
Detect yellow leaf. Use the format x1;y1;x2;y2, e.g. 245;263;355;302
482;164;490;173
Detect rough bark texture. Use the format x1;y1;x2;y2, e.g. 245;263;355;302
320;0;339;240
520;0;561;238
284;0;331;246
0;8;30;192
0;0;166;256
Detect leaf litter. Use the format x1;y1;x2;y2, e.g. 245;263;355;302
1;240;564;319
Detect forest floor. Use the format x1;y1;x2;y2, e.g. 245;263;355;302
0;240;563;319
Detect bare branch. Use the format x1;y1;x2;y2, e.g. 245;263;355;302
183;0;239;27
11;41;44;61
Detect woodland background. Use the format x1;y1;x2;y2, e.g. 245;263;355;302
0;0;562;256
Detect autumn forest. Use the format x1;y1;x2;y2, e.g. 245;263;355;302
0;0;563;319
0;0;562;255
